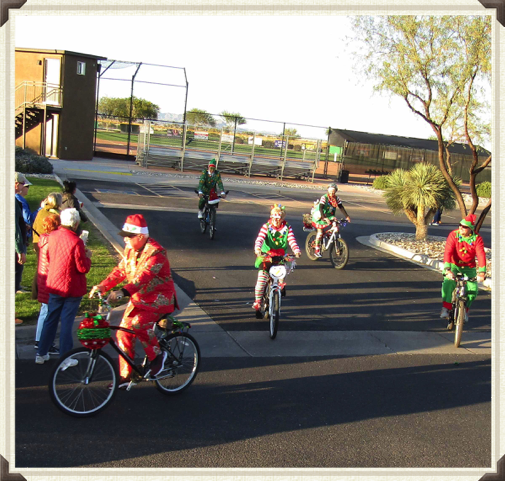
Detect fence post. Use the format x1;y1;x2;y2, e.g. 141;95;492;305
248;133;256;177
280;135;289;180
181;124;187;172
145;120;151;168
216;128;223;168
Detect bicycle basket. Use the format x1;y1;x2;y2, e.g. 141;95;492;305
77;312;111;349
302;213;314;231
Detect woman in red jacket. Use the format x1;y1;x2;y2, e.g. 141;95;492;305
440;214;487;324
36;208;92;365
34;214;61;353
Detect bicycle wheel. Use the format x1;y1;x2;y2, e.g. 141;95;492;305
454;299;465;348
269;289;280;339
155;333;200;395
209;207;216;240
262;284;271;320
329;237;349;269
49;347;118;417
200;218;207;234
305;231;319;260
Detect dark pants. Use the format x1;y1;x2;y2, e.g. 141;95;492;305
15;253;24;292
433;208;442;223
38;293;82;357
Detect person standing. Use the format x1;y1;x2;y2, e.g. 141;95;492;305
34;213;61;354
197;159;226;219
440;213;486;324
15;173;31;295
90;214;179;388
61;180;88;235
36;208;92;365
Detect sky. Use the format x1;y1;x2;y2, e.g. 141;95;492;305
14;14;472;143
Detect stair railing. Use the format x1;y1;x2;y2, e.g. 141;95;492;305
15;81;63;112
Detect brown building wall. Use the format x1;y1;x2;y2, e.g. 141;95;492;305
58;54;100;160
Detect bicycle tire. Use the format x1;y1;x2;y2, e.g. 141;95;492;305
454;299;465;348
305;231;319;261
262;284;270;320
155;332;200;395
49;347;118;417
270;289;280;339
209;207;216;240
329;237;349;269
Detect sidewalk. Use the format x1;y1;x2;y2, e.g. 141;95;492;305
15;158;491;360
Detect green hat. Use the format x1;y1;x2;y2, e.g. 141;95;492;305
208;159;217;167
459;213;477;230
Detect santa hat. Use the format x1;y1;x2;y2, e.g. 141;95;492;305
119;214;149;237
209;159;217;167
459;213;477;231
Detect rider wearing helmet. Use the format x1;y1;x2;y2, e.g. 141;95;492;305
252;204;301;314
197;159;226;219
311;183;351;257
440;213;486;324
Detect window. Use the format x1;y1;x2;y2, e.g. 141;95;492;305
77;61;86;75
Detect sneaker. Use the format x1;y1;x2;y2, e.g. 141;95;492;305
252;301;261;311
60;358;78;371
48;345;60;356
314;250;322;258
16;287;30;294
197;210;204;219
148;351;168;379
440;307;451;319
35;354;50;364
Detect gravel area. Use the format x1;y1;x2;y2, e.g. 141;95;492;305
375;232;492;278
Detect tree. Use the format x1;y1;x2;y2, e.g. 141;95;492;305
282;128;300;138
98;96;160;119
219;111;246;130
351;15;491;233
383;163;458;240
186;108;216;127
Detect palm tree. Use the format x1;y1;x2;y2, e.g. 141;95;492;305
383;163;458;240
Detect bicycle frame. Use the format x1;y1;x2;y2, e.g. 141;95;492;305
322;219;347;253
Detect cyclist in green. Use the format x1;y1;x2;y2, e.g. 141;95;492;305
197;159;226;219
311;183;351;257
440;213;486;324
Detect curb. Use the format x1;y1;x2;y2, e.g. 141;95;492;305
368;233;492;291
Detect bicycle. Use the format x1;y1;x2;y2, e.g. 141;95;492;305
49;294;200;417
256;253;296;339
195;189;229;240
446;272;476;348
304;218;349;269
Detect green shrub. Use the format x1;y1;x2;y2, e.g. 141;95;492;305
15;147;53;174
476;181;491;199
373;175;390;190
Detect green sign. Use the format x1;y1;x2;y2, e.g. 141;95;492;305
329;145;342;155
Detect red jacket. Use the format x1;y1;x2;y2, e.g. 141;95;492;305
99;237;178;314
46;226;91;298
444;229;487;272
37;234;51;304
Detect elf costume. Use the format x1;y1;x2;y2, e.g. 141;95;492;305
97;214;178;380
311;193;349;229
441;214;486;311
253;205;301;310
197;159;225;211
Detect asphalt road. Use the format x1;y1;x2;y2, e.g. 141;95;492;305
14;174;492;471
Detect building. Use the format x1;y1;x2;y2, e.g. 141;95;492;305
328;128;491;183
15;48;106;160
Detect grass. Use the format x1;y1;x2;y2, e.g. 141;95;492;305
15;176;121;323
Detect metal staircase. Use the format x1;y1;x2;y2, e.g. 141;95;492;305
15;81;62;150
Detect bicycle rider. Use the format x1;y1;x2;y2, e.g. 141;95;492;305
311;183;351;257
197;159;226;219
90;214;179;388
440;214;487;324
252;204;301;314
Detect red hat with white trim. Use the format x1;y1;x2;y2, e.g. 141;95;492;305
119;214;149;237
